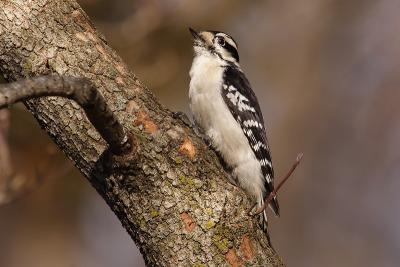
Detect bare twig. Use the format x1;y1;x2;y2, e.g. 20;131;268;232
0;75;131;155
252;153;303;215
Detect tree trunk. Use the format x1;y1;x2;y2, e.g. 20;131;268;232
0;0;284;266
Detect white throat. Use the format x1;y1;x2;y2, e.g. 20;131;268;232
189;52;225;79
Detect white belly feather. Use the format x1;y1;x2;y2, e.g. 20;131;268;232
189;55;265;202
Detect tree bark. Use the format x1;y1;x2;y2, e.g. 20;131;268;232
0;1;285;266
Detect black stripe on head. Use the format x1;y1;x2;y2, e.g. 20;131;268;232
224;42;239;62
211;31;240;63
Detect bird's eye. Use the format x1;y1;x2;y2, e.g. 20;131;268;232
217;37;225;46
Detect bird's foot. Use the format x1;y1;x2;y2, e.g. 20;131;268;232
247;201;268;216
172;111;191;127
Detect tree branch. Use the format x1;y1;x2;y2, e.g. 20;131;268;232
0;1;285;266
0;75;130;155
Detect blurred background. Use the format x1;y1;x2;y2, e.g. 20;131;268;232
1;0;400;266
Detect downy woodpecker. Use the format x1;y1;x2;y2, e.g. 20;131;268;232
188;28;279;238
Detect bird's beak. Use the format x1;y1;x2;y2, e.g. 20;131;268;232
189;27;201;40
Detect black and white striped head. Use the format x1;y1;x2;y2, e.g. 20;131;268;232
189;28;239;64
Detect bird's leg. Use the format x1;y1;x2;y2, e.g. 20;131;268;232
172;111;192;127
195;129;212;147
250;153;303;216
247;203;257;215
191;121;212;147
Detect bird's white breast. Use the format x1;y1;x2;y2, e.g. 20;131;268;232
189;55;264;201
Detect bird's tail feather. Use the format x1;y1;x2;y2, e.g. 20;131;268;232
258;199;273;247
269;196;280;217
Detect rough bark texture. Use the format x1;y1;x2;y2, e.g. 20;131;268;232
0;1;285;266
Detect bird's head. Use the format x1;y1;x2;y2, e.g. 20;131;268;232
189;27;239;64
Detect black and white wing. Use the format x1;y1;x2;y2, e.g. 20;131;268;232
221;65;279;216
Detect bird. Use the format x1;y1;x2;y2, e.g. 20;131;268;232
188;28;279;241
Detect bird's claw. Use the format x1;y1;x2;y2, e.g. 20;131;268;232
172;111;192;127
